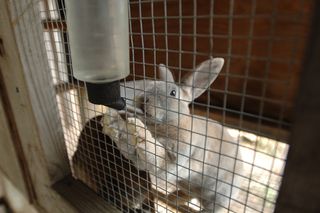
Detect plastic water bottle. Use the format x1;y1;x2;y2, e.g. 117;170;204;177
65;0;129;83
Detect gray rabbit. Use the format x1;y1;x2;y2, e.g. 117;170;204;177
103;58;243;212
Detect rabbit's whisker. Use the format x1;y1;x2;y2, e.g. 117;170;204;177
120;105;144;116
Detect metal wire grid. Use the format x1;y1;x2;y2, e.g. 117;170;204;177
35;0;310;212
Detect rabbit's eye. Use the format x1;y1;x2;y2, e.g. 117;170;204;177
170;90;176;96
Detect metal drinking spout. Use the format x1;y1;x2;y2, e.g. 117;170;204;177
86;81;125;110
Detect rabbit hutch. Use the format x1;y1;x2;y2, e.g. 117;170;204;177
0;0;319;213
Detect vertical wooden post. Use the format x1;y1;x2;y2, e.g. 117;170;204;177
0;1;77;212
275;1;320;212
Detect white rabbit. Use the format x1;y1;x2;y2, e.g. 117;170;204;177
103;58;243;212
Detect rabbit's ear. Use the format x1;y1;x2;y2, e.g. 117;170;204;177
181;58;224;102
158;64;175;83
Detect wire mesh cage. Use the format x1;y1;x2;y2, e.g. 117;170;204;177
7;0;313;212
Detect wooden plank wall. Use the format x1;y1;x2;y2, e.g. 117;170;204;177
129;0;313;134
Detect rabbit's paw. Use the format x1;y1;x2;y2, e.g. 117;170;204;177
102;108;122;140
126;118;153;147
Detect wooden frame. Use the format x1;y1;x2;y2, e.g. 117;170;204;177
1;0;316;212
0;1;120;212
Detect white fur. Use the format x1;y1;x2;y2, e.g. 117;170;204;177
103;58;243;212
